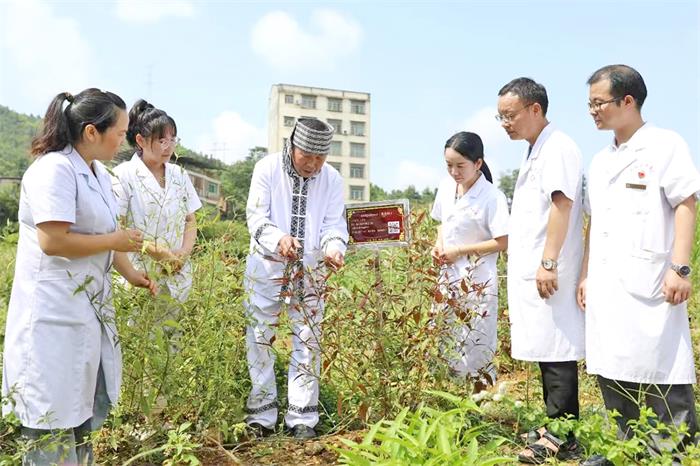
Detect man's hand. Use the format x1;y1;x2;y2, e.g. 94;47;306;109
324;250;345;271
431;244;443;264
278;235;301;259
439;246;463;265
576;277;587;311
536;266;559;299
662;268;692;305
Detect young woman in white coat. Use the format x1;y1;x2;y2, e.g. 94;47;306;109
1;89;157;465
431;131;509;391
113;100;201;304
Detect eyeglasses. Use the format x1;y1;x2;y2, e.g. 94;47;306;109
159;137;181;149
495;103;534;123
587;97;623;112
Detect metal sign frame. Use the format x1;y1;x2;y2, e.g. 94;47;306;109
344;199;411;250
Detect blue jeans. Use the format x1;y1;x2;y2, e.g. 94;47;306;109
21;364;110;466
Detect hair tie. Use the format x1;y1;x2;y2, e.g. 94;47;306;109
64;92;74;103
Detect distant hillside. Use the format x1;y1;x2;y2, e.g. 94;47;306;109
0;105;227;178
0;105;41;177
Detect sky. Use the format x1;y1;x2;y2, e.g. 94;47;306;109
0;0;698;191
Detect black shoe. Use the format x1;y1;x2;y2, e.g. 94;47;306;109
580;454;613;466
247;422;274;438
287;424;317;440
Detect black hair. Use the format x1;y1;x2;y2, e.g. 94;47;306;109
498;77;549;116
445;131;493;183
126;99;177;153
31;88;126;156
587;64;647;110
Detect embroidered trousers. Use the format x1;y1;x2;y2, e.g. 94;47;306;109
244;297;324;429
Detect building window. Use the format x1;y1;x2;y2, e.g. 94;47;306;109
350;185;365;201
350;121;365;136
284;116;295;127
329;162;342;173
350;142;365;157
327;98;342;112
284;94;294;104
327;119;342;134
330;141;342;156
350;164;364;179
208;182;218;195
350;100;365;114
301;94;316;109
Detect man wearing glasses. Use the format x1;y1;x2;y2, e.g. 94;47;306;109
496;77;585;463
577;64;699;465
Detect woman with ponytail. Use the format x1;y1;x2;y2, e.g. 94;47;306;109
113;100;201;304
430;131;509;391
2;89;157;464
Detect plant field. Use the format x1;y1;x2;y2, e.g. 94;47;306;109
0;207;699;465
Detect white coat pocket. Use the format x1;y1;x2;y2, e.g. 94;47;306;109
620;249;667;302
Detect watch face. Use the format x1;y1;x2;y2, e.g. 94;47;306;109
542;259;554;270
680;265;691;276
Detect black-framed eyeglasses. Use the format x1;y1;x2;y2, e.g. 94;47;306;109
495;102;534;123
587;97;623;111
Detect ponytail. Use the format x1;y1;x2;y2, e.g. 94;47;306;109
30;88;126;157
127;99;177;153
30;92;73;156
480;160;493;183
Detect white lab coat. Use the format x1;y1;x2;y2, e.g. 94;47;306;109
584;124;700;384
507;124;585;361
2;147;121;430
244;152;348;306
112;154;202;302
431;173;509;376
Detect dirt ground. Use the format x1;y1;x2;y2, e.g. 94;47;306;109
191;369;590;466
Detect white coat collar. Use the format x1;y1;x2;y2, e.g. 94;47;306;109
604;123;652;182
465;171;488;200
131;152;169;190
65;146;117;221
518;123;555;178
527;122;556;162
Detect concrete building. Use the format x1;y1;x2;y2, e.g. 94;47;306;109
268;84;371;203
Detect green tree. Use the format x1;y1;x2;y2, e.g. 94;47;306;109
0;105;41;177
0;184;20;226
370;183;388;201
497;168;519;207
219;147;267;219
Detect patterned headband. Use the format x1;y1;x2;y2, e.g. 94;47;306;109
291;118;334;156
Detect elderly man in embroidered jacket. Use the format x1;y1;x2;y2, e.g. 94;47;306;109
243;118;348;439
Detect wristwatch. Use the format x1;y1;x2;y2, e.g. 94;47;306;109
670;263;692;278
541;258;558;271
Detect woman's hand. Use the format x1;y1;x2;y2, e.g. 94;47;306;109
111;229;144;252
123;267;158;296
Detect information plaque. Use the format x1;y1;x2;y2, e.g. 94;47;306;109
344;199;411;249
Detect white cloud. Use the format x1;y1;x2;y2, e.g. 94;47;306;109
251;9;362;71
115;0;194;22
0;0;92;108
196;111;266;164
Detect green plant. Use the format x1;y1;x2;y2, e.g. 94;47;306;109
336;390;511;465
